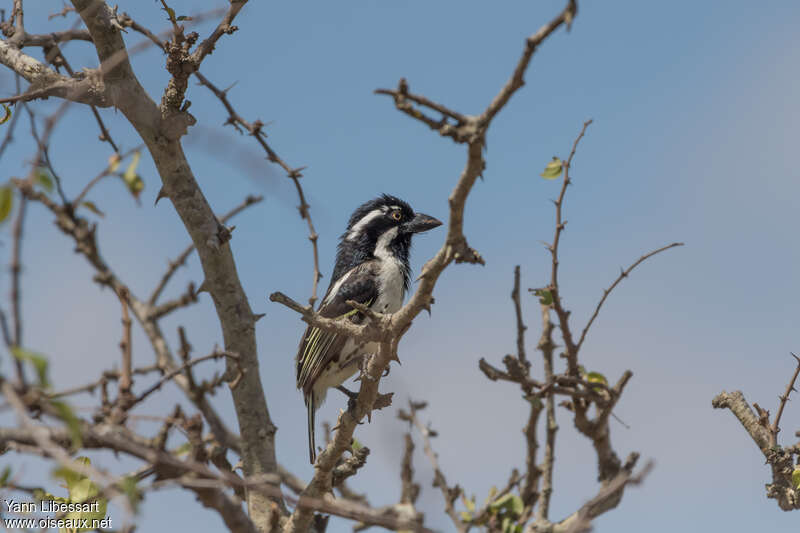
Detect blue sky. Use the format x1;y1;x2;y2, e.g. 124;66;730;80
2;1;800;531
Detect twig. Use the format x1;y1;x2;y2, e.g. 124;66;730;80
128;350;239;409
479;0;577;126
1;381;131;514
576;242;684;351
116;286;133;403
512;265;528;367
770;352;800;446
149;194;263;304
9;187;27;386
72;145;143;206
48;365;160;399
401;401;466;533
195;71;322;306
189;0;247;67
0;75;22;160
537;305;558;522
547;119;592;377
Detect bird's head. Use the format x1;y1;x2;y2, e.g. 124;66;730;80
332;194;442;282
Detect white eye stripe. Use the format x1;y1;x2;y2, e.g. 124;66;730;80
346;209;383;241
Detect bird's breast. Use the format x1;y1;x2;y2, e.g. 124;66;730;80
373;257;406;313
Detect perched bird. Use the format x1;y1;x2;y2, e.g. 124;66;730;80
296;194;442;463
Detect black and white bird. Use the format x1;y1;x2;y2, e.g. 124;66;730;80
295;194;442;463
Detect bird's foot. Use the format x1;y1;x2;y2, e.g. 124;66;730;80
336;385;359;413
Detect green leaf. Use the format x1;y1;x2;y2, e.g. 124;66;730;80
792;467;800;490
119;476;142;513
352;438;363;451
108;153;121;173
53;458;108;532
171;442;192;457
533;288;553;306
51;400;83;448
35;168;54;193
0;466;11;487
0;185;13;223
33;488;59;502
0;104;11;125
540;157;563;180
490;493;524;517
163;5;176;21
461;494;476;513
11;346;50;388
122;151;144;199
176;15;193;21
80;201;105;217
586;371;608;387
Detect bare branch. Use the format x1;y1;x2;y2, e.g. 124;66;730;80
115;285;134;404
546;119;592;377
150;194;263;304
770;352;800;446
576;242;684;351
190;1;247;67
129;350;240;410
512;265;529;367
400;402;466;533
9;186;27;385
195;71;322;306
479;0;577;126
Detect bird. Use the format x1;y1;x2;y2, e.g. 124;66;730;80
295;194;442;463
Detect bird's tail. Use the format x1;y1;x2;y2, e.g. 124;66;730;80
307;395;317;464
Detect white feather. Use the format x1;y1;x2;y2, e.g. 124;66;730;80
372;227;405;313
346;208;384;241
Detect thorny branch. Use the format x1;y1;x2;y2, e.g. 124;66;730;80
713;353;800;511
400;401;466;533
194;71;322;306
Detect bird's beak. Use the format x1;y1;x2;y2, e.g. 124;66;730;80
405;213;443;234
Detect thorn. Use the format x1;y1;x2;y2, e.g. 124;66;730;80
253;312;266;322
196;280;209;294
391;353;402;365
154;187;168;206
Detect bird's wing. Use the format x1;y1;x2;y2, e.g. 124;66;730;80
295;263;379;395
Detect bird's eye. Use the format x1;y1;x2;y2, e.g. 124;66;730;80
391;211;402;221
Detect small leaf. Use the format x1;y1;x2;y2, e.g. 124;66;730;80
163;6;176;21
11;346;50;387
461;494;476;513
533;288;553;306
0;466;11;486
123;151;140;181
171;442;192;457
119;476;142;513
35;168;54;193
122;151;144;199
0;185;12;223
0;104;11;125
586;371;608;387
540;157;563;180
792;467;800;490
51;400;83;448
352;438;363;451
108;153;121;173
176;15;193;21
33;488;58;502
80;201;105;217
459;511;473;522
